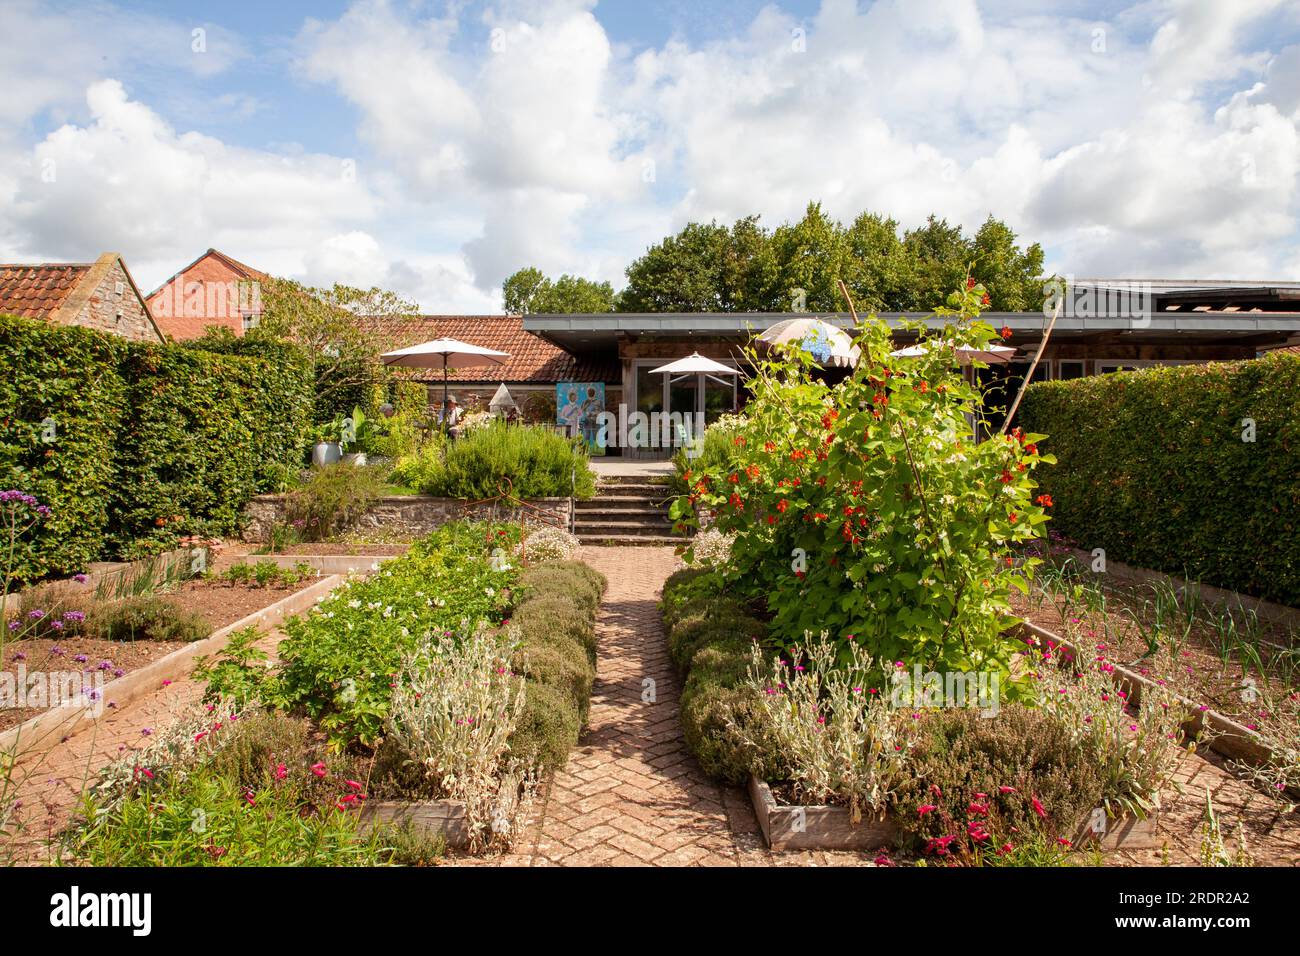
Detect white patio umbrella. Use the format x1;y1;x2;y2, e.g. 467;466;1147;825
890;341;1017;364
757;317;861;367
380;338;510;417
649;352;741;419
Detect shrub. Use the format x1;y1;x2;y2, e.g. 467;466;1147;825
507;680;583;771
518;524;581;562
664;569;784;783
669;286;1052;688
9;581;95;640
738;631;913;817
94;595;210;643
1019;353;1300;606
510;637;595;721
273;521;522;748
376;625;531;850
394;421;597;499
1032;642;1189;820
517;561;606;614
511;595;598;662
282;462;386;542
897;707;1107;857
193;627;271;704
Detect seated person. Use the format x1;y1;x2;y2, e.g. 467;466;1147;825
439;395;464;438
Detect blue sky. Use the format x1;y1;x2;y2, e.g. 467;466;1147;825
2;0;1299;311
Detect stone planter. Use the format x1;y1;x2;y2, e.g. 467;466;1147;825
342;452;367;466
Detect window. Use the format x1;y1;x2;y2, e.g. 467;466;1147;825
241;313;259;333
1056;360;1085;380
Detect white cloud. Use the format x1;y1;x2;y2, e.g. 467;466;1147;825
2;0;1300;311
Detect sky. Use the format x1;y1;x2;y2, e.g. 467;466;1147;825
1;0;1298;312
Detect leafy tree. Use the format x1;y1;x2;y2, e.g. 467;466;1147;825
618;222;733;312
969;216;1045;312
501;268;614;314
257;279;420;420
771;202;851;311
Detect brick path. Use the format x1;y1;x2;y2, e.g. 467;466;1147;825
476;546;873;867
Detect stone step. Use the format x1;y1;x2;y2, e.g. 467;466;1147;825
574;519;677;536
595;483;670;498
594;474;673;486
577;534;684;547
573;505;667;518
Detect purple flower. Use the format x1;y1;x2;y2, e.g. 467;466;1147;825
11;651;26;662
6;621;18;632
49;620;63;630
62;610;86;623
140;728;153;736
112;668;124;678
73;654;88;664
27;609;45;620
97;660;112;671
73;573;89;584
49;646;64;657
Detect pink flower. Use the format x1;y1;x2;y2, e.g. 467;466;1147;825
274;763;288;780
998;786;1017;794
917;804;937;816
1031;796;1047;819
345;779;363;792
311;761;328;778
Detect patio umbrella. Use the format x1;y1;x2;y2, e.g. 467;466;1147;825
380;338;510;417
890;341;1017;364
757;318;860;367
649;352;741;411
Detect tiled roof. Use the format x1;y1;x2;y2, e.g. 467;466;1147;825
0;263;92;319
153;314;244;340
381;315;619;384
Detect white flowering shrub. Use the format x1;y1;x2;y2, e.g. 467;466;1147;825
690;527;735;568
384;624;533;849
518;524;580;563
734;630;912;820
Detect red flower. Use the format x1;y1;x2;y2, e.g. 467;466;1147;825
1031;796;1047;819
966;277;977;290
776;499;788;513
1000;325;1012;340
311;761;328;778
1035;494;1054;507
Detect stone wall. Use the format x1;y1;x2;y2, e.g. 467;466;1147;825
242;494;572;542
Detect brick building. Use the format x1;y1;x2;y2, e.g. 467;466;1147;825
146;248;267;340
0;253;163;343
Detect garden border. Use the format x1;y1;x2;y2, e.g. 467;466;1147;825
0;573;345;759
1016;619;1298;800
359;799;470;849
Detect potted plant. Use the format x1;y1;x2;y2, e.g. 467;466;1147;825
309;419;345;467
341;406;374;466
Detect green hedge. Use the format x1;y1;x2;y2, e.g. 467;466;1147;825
0;315;312;580
507;560;606;769
1019;353;1300;606
661;569;786;784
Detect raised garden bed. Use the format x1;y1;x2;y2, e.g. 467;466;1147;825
748;776;1161;852
0;574;343;759
359;799;471;849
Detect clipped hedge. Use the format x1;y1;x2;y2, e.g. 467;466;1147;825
0;314;312;580
662;569;786;784
507;560;606;769
1019;353;1300;606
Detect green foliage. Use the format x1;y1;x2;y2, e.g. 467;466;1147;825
897;707;1106;855
282;462;387;541
94;594;210;643
505;558;606;768
193;626;271;704
670;285;1052;687
273;521;523;748
0;314;312;582
1019;353;1300;606
662;570;786;784
616;206;1043;313
393;421;596;499
502;267;616;314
